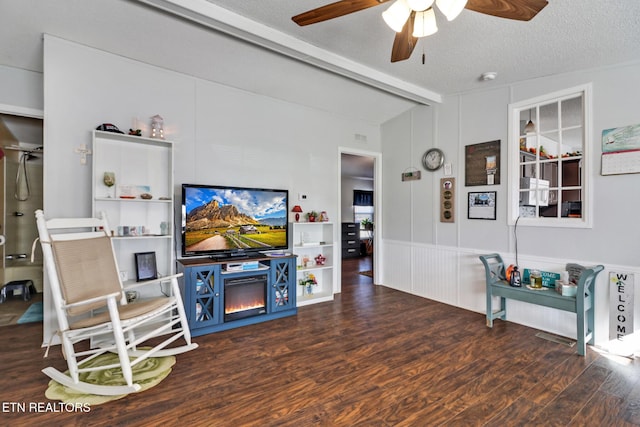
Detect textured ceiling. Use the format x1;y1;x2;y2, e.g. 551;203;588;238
202;0;640;96
1;0;639;123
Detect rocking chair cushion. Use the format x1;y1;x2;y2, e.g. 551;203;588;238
52;236;122;316
69;296;173;330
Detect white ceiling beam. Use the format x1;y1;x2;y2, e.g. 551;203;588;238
136;0;442;105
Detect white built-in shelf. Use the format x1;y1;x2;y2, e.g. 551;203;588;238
290;222;336;307
91;130;175;298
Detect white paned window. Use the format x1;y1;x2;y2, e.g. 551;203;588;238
353;205;374;236
507;84;592;228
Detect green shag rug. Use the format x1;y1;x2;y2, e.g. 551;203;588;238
45;351;176;406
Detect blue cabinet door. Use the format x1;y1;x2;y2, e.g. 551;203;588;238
189;265;222;327
269;258;296;312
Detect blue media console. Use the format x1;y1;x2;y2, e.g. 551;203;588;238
178;255;297;336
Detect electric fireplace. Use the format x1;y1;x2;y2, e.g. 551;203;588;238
224;275;267;322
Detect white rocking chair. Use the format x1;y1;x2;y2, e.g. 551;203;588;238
35;209;197;396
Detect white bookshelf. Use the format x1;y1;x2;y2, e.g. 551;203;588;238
290;221;335;306
91;130;174;298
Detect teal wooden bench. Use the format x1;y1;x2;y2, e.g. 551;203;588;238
479;253;604;356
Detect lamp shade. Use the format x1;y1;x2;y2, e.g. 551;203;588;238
382;0;412;32
413;8;438;37
436;0;468;21
524;120;536;134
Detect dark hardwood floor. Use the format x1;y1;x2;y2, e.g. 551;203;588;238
2;255;639;426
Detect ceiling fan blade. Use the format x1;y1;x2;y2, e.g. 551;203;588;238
293;0;390;26
465;0;548;21
390;13;417;63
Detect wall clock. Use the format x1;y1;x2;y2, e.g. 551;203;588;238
422;148;444;171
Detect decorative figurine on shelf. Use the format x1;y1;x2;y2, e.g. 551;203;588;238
292;205;303;222
103;172;115;198
315;254;326;266
319;211;329;222
160;221;169;236
129;128;142;136
301;255;311;268
306;211;319;222
150;114;164;139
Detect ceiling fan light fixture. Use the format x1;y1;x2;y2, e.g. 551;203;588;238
382;0;412;32
413;9;438;37
407;0;434;11
435;0;468;21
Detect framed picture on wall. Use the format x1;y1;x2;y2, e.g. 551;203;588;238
465;140;501;186
468;191;497;220
135;252;158;282
353;190;373;206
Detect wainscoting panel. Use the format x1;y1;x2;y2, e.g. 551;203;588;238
411;245;458;306
381;241;412;294
381;239;640;350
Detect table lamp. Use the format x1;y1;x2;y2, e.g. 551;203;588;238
292;205;303;222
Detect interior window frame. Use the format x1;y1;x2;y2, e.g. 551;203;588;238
507;84;593;228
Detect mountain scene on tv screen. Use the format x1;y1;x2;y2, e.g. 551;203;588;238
185;189;287;252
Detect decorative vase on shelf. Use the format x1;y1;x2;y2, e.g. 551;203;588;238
306;285;313;296
103;172;115;198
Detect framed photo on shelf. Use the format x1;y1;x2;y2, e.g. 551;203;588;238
135;252;158;282
468;191;497;220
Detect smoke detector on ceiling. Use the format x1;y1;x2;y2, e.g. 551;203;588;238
481;71;498;81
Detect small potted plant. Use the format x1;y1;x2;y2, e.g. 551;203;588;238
299;273;317;295
306;211;319;222
361;218;373;231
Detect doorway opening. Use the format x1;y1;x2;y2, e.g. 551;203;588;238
0;113;44;326
340;151;377;287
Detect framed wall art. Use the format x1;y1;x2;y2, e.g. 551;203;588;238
465;140;501;186
468;191;497;220
134;251;158;282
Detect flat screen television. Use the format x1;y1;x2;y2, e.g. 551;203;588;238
181;184;289;259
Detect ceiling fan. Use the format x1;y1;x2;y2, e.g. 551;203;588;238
292;0;548;62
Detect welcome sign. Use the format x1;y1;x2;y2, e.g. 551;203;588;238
609;272;634;341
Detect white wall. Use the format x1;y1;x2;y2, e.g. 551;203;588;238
43;35;384;216
381;62;640;350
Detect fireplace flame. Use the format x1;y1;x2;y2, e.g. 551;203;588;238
225;298;265;315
